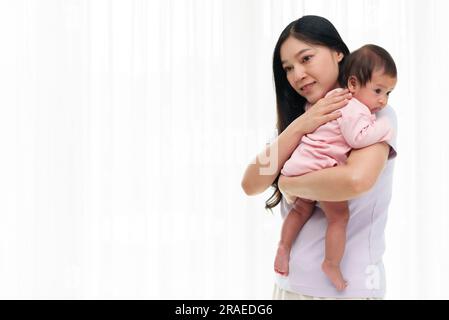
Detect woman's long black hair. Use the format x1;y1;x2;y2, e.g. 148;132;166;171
266;15;350;213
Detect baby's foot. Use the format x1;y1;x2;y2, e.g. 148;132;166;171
274;245;290;276
322;260;348;291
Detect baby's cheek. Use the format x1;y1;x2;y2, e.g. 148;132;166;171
357;96;373;109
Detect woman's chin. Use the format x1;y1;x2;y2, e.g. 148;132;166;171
303;89;325;105
297;85;327;104
305;94;319;105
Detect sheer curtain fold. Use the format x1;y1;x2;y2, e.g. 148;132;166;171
0;0;448;299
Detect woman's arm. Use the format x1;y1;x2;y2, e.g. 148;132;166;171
278;142;390;202
241;90;351;196
241;123;305;196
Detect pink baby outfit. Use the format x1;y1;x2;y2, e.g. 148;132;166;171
281;90;393;177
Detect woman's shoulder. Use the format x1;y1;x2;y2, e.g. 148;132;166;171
377;105;397;128
377;105;398;159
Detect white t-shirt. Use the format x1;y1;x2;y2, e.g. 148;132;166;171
274;105;397;298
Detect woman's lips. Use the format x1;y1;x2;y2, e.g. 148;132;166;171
300;82;316;93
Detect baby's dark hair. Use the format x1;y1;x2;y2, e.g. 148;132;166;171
339;44;397;87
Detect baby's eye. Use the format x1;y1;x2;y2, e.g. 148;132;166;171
375;89;382;94
386;91;391;96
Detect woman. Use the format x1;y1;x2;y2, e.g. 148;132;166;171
241;15;397;299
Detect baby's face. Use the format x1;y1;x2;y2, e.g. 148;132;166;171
349;70;397;113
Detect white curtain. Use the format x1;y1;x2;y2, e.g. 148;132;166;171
0;0;448;299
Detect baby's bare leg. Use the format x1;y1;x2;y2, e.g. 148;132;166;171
274;198;315;276
320;201;350;291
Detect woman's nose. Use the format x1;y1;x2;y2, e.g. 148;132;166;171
293;66;306;82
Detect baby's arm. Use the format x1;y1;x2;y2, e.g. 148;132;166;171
339;105;393;149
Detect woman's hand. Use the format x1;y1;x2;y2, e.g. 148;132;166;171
293;89;352;135
278;175;297;204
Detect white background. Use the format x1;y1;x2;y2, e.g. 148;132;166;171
0;0;448;299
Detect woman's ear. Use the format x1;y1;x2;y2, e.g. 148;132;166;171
347;76;358;93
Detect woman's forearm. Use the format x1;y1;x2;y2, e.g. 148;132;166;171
279;166;358;201
241;123;305;196
279;142;390;201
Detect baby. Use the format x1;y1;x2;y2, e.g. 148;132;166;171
274;44;397;291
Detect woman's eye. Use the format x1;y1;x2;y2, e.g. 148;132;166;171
284;66;292;72
302;55;312;63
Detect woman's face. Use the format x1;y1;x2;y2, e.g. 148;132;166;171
280;36;343;104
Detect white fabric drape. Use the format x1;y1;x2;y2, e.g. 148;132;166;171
0;0;448;299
